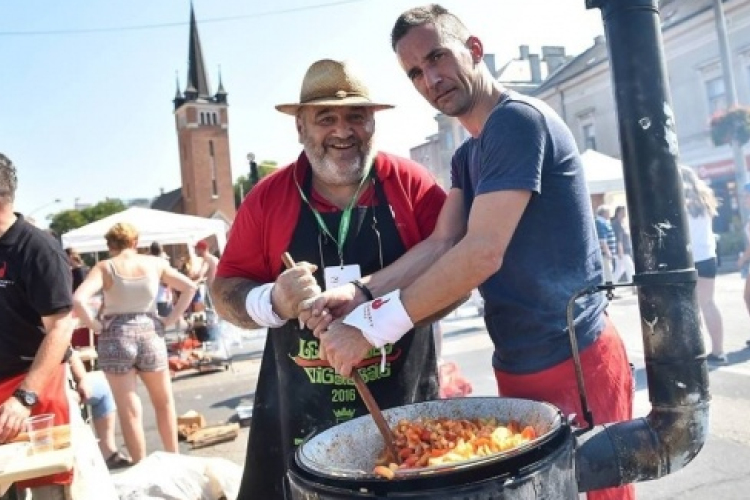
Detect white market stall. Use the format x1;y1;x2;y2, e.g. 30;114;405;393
61;207;228;254
580;149;626;195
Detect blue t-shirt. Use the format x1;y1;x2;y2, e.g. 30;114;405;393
451;92;606;374
595;216;617;256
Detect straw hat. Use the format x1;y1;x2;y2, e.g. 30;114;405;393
276;59;394;115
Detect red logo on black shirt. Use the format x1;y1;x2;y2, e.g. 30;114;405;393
0;261;6;278
372;298;390;310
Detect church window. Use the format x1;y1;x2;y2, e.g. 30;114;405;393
209;140;218;198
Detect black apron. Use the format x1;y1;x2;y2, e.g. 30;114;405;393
236;171;439;499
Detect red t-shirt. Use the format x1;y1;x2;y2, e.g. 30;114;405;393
218;151;446;282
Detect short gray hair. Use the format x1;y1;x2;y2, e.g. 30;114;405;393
596;205;611;217
391;4;471;51
0;153;18;203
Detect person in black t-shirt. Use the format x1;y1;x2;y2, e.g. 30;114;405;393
65;248;89;292
0;152;76;490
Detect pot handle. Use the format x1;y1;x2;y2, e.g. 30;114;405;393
565;283;622;435
291;428;319;464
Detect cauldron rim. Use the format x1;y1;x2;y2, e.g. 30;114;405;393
295;396;564;481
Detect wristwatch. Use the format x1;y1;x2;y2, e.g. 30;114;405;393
13;388;39;408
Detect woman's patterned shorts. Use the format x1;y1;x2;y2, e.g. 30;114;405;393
98;313;167;374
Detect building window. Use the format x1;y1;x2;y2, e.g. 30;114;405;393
443;132;454;152
705;76;727;115
209;140;218;198
581;122;597;151
212;113;218;125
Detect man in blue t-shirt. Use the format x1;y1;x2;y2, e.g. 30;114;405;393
595;205;617;283
300;5;634;500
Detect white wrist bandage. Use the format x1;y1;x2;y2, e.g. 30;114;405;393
245;283;287;328
343;290;414;348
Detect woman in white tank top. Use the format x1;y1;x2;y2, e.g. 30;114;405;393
738;183;750;346
72;222;196;464
681;167;725;364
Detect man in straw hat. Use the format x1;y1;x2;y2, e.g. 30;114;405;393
301;6;634;500
212;58;452;499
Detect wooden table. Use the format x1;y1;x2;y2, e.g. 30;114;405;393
0;433;74;495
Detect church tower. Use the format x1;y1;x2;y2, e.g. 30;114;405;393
173;5;235;222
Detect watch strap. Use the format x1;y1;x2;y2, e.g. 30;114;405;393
351;279;374;301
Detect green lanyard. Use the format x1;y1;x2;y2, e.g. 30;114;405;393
296;166;372;264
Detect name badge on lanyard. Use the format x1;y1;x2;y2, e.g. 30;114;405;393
324;264;361;291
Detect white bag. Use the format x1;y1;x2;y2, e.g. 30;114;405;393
112;451;241;500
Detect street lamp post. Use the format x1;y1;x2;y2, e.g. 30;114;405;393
713;0;749;230
247;152;259;185
28;198;61;217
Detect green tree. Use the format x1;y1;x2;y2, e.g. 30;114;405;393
48;210;88;236
49;198;126;236
80;198;126;222
234;160;278;207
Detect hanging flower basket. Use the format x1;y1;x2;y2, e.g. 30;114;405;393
709;106;750;146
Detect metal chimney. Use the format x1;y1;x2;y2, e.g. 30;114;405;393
575;0;710;491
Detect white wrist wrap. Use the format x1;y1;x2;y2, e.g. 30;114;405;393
245;283;287;328
342;290;414;348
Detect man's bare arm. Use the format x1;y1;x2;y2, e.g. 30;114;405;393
415;293;470;327
19;311;75;394
300;190;468;333
211;276;263;330
364;189;467;297
401;190;531;323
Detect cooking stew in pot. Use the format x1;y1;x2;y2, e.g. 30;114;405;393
295;397;563;481
373;417;537;479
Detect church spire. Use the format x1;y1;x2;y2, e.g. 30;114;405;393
173;71;185;109
185;4;211;100
215;66;228;104
174;72;182;99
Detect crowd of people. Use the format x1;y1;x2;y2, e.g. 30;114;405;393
4;3;750;500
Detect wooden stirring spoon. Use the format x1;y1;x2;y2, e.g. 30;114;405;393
281;252;401;465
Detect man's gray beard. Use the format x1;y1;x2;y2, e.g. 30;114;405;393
312;155;365;186
305;144;377;187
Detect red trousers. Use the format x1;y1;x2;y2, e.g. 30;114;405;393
0;365;73;489
494;317;635;500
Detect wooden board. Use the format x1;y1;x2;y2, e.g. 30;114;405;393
0;446;74;492
11;424;71;449
186;423;240;449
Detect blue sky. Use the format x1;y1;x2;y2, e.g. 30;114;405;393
0;0;604;223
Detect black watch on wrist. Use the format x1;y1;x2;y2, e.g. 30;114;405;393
351;279;374;301
13;388;39;408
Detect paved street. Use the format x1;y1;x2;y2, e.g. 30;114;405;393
131;271;750;498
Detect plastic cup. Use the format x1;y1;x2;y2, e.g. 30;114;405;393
25;413;55;454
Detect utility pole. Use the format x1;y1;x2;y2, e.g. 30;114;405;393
714;0;749;229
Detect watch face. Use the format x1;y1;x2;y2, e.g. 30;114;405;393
14;389;38;407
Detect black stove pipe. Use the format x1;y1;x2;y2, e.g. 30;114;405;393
575;0;711;491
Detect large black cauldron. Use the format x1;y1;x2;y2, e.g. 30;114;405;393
287;397;577;499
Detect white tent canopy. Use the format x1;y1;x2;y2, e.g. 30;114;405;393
61;207;228;253
580;149;626;195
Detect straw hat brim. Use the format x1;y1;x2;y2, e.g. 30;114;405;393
276;96;394;115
